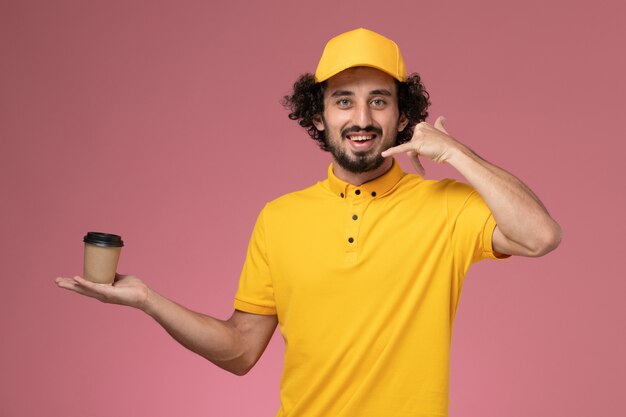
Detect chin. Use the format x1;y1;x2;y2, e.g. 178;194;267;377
338;154;385;174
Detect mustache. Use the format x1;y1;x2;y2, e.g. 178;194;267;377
341;125;383;138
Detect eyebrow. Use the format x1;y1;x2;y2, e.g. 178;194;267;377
330;89;393;97
370;89;393;96
330;90;354;97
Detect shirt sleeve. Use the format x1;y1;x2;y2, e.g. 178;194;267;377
445;180;511;264
234;207;277;315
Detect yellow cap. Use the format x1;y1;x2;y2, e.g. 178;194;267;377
314;28;407;83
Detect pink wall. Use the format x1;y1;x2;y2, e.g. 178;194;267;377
1;0;624;415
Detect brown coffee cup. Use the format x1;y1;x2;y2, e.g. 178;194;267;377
83;232;124;284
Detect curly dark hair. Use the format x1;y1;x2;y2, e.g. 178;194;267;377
282;72;430;151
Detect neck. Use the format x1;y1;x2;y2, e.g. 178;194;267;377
332;158;393;186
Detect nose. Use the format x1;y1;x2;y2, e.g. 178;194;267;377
353;102;373;128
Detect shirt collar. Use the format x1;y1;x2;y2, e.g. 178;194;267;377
327;158;407;199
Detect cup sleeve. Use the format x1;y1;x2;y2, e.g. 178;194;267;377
234;208;277;315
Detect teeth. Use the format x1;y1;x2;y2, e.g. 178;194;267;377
350;135;374;142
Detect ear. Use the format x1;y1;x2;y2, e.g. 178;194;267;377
312;114;325;131
397;113;409;132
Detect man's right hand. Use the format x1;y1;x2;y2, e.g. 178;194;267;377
55;274;150;311
55;273;278;375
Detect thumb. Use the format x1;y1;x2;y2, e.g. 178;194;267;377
434;116;448;134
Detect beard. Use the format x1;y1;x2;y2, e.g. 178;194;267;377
324;123;392;174
329;143;386;174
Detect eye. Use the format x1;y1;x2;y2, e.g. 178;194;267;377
371;98;386;107
336;98;351;107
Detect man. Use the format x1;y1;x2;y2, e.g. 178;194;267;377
57;28;561;416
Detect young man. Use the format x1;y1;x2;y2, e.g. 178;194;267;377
57;28;561;416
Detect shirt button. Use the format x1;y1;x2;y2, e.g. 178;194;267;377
371;191;377;197
352;214;358;220
340;192;344;198
355;189;361;195
348;237;354;243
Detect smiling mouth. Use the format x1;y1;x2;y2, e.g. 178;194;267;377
344;133;378;152
346;133;377;143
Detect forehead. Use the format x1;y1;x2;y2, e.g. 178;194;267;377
324;67;397;96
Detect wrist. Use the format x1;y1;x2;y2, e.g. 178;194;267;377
140;287;160;315
445;142;475;166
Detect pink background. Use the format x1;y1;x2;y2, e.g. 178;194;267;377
1;0;624;415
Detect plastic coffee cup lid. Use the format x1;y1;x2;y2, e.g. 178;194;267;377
83;232;124;247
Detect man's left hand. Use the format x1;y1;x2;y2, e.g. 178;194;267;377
381;116;461;176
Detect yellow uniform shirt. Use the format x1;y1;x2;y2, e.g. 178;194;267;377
234;160;507;417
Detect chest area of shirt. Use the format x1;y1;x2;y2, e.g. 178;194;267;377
264;197;453;301
269;196;448;259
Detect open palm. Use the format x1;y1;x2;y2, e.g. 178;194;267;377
55;274;149;310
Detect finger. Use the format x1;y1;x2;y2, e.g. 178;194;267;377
434;116;448;134
381;142;415;157
408;151;425;176
73;275;113;292
56;276;79;290
70;276;119;303
56;276;106;300
68;283;104;299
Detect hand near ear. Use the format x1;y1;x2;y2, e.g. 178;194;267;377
382;116;461;176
